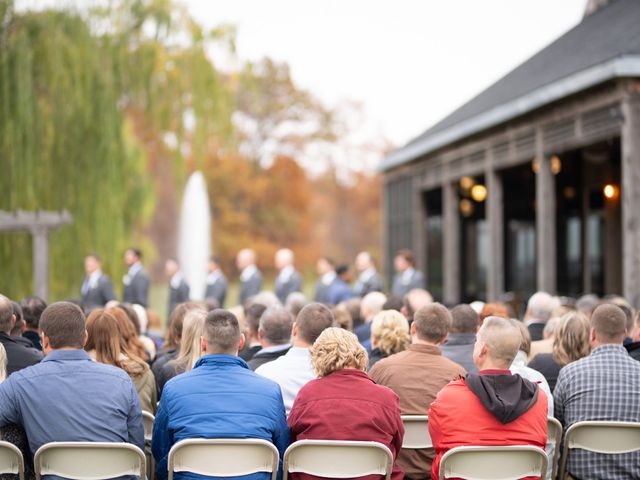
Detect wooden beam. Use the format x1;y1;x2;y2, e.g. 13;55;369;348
442;181;461;305
535;129;557;294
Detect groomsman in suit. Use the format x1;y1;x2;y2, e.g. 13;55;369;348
313;257;337;304
204;256;228;307
165;259;190;317
122;248;150;307
353;251;384;297
237;248;262;306
391;249;425;297
80;254;116;311
274;248;302;304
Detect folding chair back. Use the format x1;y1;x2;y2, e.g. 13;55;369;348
34;442;146;480
438;445;548;480
283;440;393;480
168;438;280;480
546;417;562;479
142;411;155;442
0;441;24;480
401;415;432;449
558;421;640;479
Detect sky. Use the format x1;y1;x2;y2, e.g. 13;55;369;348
185;0;588;151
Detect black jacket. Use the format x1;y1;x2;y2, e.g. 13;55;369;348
0;332;43;375
247;346;290;371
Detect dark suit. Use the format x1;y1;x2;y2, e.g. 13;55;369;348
274;269;302;304
247;346;290;371
123;264;150;307
81;272;116;311
239;267;262;306
0;332;43;376
239;344;262;362
391;268;425;296
353;271;384;297
325;279;354;305
527;322;545;342
314;274;337;304
168;276;190;317
204;271;228;308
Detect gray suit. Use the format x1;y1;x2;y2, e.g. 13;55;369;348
274;269;302;304
123;265;150;307
81;273;116;311
391;268;425;297
239;269;262;306
168;277;190;316
353;271;384;297
205;272;228;307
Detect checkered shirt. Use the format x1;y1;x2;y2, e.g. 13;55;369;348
554;344;640;479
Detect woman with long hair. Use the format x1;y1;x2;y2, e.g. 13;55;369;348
107;307;149;363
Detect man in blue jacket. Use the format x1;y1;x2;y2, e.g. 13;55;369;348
152;309;289;480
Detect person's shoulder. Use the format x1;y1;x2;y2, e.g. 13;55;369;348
434;376;469;401
435;352;467;373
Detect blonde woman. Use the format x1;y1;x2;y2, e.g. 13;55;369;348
369;310;410;368
529;311;591;391
288;328;404;480
157;308;207;396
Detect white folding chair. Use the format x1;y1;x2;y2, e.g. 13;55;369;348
401;415;432;449
438;445;548;480
142;411;155;443
558;421;640;480
141;411;155;480
168;438;280;480
283;440;393;480
34;442;146;480
0;441;24;480
546;417;562;479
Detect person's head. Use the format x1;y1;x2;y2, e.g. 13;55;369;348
20;296;47;331
526;292;556;323
382;295;403;312
165;302;202;349
0;295;15;335
40;302;87;354
275;248;294;270
450;304;479;334
202;309;244;355
236;248;256;271
116;303;142;335
106;307;148;361
355;252;375;273
85;309;124;365
84;254;102;275
360;291;387;322
401;289;433;322
590;303;627;347
124;248;142;266
371;310;410;356
294;303;335;347
258;306;293;347
247;291;281;309
479;302;510;326
576;294;599;318
542;316;561;340
316;257;335;276
473;317;522;370
335;264;352;282
311;327;368;377
508;319;531;356
394;249;415;272
208;256;222;274
176;308;207;370
245;303;267;343
411;303;451;345
165;258;180;278
10;301;24;336
332;305;353;331
343;298;362;328
285;292;307;320
607;298;634;338
552;311;591;367
0;343;6;382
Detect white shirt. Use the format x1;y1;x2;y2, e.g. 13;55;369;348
510;350;554;416
321;271;336;286
278;265;295;283
206;270;222;285
401;267;416;285
240;264;258;282
358;267;376;284
82;270;102;294
170;272;184;289
255;347;315;416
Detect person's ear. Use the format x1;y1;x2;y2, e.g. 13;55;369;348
41;333;50;354
238;333;246;352
258;328;265;341
200;336;207;354
410;322;417;336
10;314;16;329
82;330;88;347
590;327;597;344
292;322;299;339
438;334;448;346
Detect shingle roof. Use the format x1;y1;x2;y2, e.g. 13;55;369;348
382;0;640;171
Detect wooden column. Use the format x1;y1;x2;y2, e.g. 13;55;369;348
535;131;557;293
443;181;460;305
486;158;504;301
621;85;640;308
413;175;427;283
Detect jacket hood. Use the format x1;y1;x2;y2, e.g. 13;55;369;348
465;372;539;424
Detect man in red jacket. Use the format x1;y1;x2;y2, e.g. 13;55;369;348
428;316;548;480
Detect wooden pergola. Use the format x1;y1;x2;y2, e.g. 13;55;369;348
0;210;74;300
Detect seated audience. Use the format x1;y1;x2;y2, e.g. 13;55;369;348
479;302;510;326
0;302;144;458
86;309;157;413
528;316;561;360
625;310;640;361
353;291;387;346
554;304;640;479
153;302;201;379
256;303;335;415
428;317;548;479
575;293;599;319
19;296;46;351
152;309;288;480
284;292;307;320
248;306;293;370
368;310;410;368
238;303;267;361
117;303;155;361
332;304;353;331
528;311;591;391
288;327;404;480
383;295;404;313
0;295;42;375
9;301;35;349
440;304;479;373
343;297;363;329
524;292;557;341
401;289;433;323
369;303;465;478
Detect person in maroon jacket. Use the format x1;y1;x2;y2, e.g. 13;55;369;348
288;327;405;480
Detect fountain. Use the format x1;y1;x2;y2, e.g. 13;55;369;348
178;171;211;300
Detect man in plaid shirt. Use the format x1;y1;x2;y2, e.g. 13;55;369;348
554;303;640;479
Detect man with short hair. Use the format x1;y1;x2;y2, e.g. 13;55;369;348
204;256;228;308
524;291;556;341
392;249;425;297
0;301;144;456
165;258;190;316
554;304;640;479
0;295;42;375
428;317;548;479
9;301;34;349
257;303;334;415
239;303;267;361
274;248;303;304
401;288;433;323
353;251;384;297
369;303;466;478
123;247;150;307
152;309;289;480
19;295;46;351
440;304;479;373
81;254;116;311
237;248;263;306
248;306;293;370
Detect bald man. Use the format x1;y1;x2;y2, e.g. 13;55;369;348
274;249;302;304
237;248;263;306
428;316;548;479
